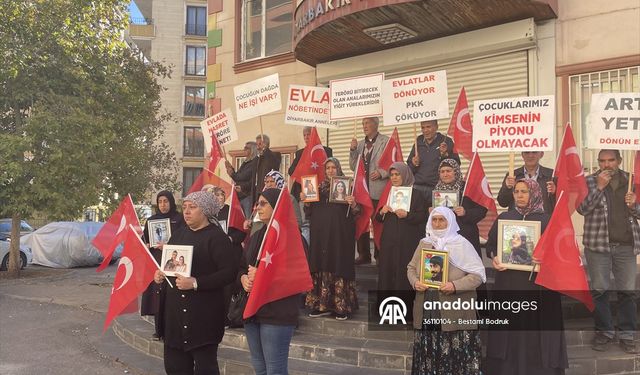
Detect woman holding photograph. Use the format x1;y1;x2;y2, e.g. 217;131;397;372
153;191;237;375
302;157;360;320
432;159;487;257
407;207;486;374
238;188;302;375
484;179;567;375
376;162;426;320
141;190;185;340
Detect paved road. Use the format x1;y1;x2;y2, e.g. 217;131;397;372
0;266;164;375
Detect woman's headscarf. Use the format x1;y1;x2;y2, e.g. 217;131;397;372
264;170;285;190
259;188;280;210
156;190;177;218
434;159;463;192
514;179;544;217
324;157;344;180
389;162;414;187
422;206;486;282
183;191;223;223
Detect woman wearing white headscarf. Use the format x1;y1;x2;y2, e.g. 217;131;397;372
407;207;486;375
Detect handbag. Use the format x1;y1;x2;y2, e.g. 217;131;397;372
227;290;248;327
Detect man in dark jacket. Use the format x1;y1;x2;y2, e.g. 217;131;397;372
225;141;258;217
252;134;281;203
497;151;556;213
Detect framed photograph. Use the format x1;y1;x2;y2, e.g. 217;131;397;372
329;176;352;204
432;190;458;208
160;244;194;277
497;219;541;272
420;249;449;289
147;218;171;248
388;186;412;212
301;175;319;202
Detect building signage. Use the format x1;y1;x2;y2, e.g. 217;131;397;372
382;70;449;126
472;95;555;152
587;93;640;150
295;0;353;38
285;85;338;128
200;108;238;152
233;73;282;122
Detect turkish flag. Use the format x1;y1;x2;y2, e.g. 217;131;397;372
462;153;497;239
290;127;328;184
104;225;159;331
634;151;640;204
533;193;594;311
554;123;588;213
378;127;404;172
93;194;142;272
353;156;374;240
447;87;473;160
187;131;232;196
243;188;312;319
373;181;392;249
228;184;248;233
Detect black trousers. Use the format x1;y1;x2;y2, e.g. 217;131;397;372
164;343;220;375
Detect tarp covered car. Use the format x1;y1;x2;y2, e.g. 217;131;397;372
20;222;119;268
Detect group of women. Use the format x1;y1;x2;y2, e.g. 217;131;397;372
140;153;567;375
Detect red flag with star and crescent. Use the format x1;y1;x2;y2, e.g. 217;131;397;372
228;184;248;233
187;130;232;197
462;153;497;239
104;225;159;331
446;87;473;160
378;127;404;171
533;192;594;311
290;127;328;184
553;123;588;213
243;188;312;319
92;194;142;272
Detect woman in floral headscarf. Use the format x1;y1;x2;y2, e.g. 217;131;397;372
484;179;568;375
432;159;487;256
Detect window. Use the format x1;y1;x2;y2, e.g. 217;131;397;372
184;87;205;117
186;6;207;36
183;167;203;196
185;46;206;76
241;0;292;61
569;66;639;169
184;127;204;157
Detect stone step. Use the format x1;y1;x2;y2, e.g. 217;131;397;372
566;344;640;375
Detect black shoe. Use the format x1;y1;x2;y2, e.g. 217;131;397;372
335;313;349;321
592;333;613;351
151;333;160;341
620;339;639;354
308;309;332;318
354;257;371;265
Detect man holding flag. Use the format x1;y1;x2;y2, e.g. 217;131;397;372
578;149;640;354
152;191;237;374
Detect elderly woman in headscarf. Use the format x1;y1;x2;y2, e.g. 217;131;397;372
244;170;286;234
375;162;427;320
302;157;361;320
484;179;568;375
141;190;185;340
432;159;487;256
153;191;237;375
407;207;486;375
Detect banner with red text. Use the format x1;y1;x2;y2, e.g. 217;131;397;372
234;73;282;122
329;73;384;120
382;70;449;126
587;93;640;150
285;85;338;129
200;108;238;153
472;95;555;152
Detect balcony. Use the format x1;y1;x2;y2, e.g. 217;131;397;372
129;17;155;39
185;23;207;37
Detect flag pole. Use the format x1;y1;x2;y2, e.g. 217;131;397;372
629;150;635;193
353;118;358;139
227;183;235;225
129;224;173;288
589;149;593;174
347;155;361;217
413;123;418;158
460;152;476;206
259;116;264;142
552;123;570;179
508;152;515;178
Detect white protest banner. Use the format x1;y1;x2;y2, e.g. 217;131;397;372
234;73;282;122
587;93;640;150
329;73;384;120
285;85;338;129
472;95;555;152
382;70;449;125
200;108;238;153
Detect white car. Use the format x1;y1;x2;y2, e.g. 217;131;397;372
0;240;33;270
